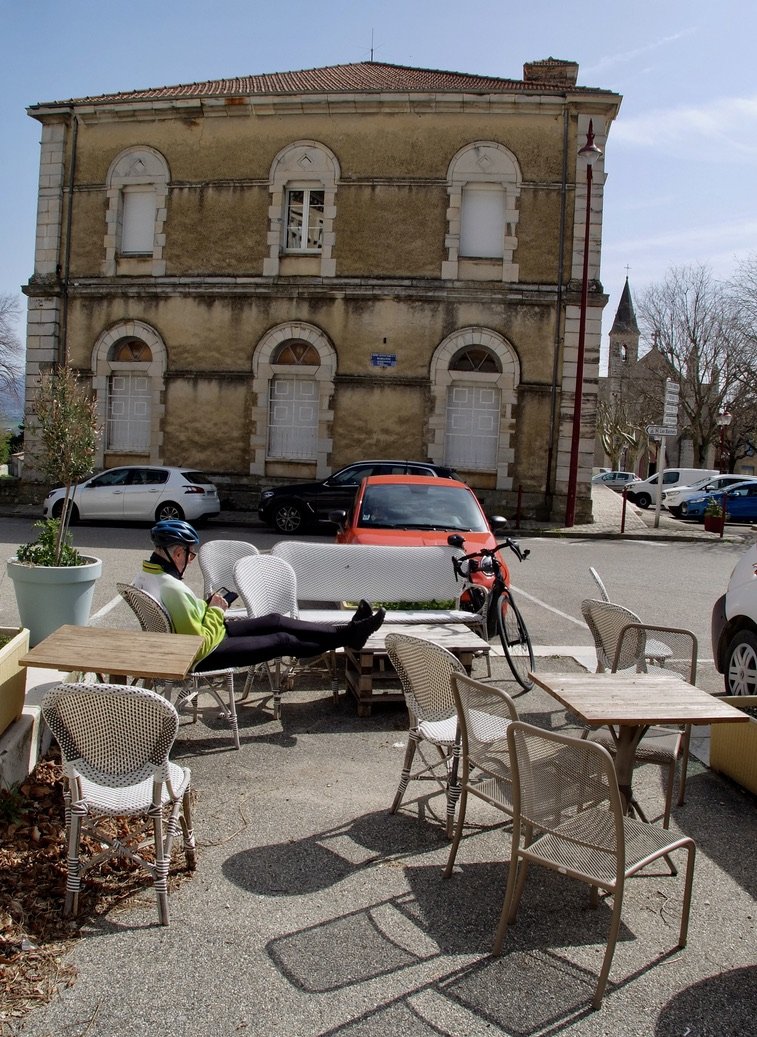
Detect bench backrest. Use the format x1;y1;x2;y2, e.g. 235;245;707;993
270;542;462;604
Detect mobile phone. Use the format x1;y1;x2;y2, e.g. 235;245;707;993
209;587;239;605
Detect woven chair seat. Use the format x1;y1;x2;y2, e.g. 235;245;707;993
417;716;458;745
77;760;191;817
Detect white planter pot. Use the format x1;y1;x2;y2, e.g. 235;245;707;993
7;556;103;647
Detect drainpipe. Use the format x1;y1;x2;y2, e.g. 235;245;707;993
544;107;570;515
58;110;79;365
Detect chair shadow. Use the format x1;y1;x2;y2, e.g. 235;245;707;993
655;965;757;1036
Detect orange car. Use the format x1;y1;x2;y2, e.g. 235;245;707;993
332;475;509;593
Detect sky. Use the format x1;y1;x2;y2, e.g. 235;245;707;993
2;0;756;371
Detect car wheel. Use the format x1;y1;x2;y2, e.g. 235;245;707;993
724;630;757;695
668;505;682;518
272;500;306;534
155;501;185;522
51;499;79;524
635;492;651;509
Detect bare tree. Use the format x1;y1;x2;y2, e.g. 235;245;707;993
725;253;757;469
0;292;24;398
636;264;736;465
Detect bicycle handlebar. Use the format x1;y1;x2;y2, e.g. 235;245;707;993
451;537;530;576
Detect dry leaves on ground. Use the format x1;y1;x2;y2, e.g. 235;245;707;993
0;749;191;1035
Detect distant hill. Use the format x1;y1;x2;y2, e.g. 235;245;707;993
0;375;24;429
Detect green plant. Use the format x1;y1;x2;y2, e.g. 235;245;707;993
26;366;100;565
16;518;83;567
704;498;724;517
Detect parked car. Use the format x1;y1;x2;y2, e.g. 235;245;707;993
663;474;757;518
681;480;757;522
42;465;220;523
591;471;640;491
711;541;757;694
332;474;507;591
258;460;459;534
626;468;718;509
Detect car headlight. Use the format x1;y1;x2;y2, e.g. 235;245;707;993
260;490;274;501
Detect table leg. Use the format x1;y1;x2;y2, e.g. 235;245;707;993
611;725;646;815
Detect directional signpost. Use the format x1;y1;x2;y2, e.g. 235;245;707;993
649;379;681;528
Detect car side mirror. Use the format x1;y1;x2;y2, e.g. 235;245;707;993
489;515;508;532
447;533;465;549
328;509;347;528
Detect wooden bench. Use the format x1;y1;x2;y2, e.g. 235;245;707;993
270;541;483;629
269;542;490;711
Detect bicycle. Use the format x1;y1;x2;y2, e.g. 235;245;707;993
448;533;535;690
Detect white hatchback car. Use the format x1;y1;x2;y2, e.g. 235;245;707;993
711;541;757;694
43;465;221;524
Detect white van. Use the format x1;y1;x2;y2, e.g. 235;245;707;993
626;468;718;509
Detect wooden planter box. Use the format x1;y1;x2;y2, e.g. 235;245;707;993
710;696;757;795
0;626;30;738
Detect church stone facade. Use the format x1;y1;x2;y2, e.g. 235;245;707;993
23;59;621;521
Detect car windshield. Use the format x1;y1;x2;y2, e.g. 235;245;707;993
358;484;488;532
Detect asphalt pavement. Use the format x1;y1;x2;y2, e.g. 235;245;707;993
7;484;757;1036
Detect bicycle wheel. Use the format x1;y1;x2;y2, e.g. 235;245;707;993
497;589;535;690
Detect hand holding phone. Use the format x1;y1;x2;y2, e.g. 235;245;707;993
208;587;239;606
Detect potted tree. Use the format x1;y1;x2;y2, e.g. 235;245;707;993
7;366;103;646
703;497;726;534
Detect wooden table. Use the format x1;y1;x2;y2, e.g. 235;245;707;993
20;624;204;683
530;671;749;812
344;622;491;716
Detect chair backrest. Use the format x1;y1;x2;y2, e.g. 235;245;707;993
117;582;174;634
385;632;464;724
42;681;178;788
589;567;610;602
507;720;623;852
234;554;298;619
581;598;644;672
450;672;519;773
613;623;698;683
198;539;259;598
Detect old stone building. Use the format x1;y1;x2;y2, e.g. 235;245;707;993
23;59;621;520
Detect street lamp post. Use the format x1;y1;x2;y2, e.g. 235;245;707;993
565;120;603;528
717;410;732;473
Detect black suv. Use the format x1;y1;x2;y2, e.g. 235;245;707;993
258;460;460;534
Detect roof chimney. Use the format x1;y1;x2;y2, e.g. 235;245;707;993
523;58;579;86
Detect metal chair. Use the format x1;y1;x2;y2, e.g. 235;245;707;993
41;681;196;925
444;673;519;876
234;554;338;708
198;539;259;615
493;721;696;1009
385;632;466;837
581;598;698;826
117;582;252;748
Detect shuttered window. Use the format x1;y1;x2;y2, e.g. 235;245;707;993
460;184;506;258
121;187;156;254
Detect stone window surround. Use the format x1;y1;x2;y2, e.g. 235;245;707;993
250;322;337;477
428;327;520;489
263;141;340;278
103;146;170;277
91;320;167;466
442;141;521;282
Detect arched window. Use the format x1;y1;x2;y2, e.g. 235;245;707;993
263;141;340;278
429;328;521;488
442;143;521;282
103;147;170;276
91;321;167;466
250;323;337;477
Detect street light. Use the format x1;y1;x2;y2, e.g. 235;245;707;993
565;120;603;527
717;409;732;473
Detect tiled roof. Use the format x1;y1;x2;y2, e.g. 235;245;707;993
31;60;605;108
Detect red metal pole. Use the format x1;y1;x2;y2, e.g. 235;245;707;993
564;158;593;528
621;485;627;533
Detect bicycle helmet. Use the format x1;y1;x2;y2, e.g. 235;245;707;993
150;519;200;548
